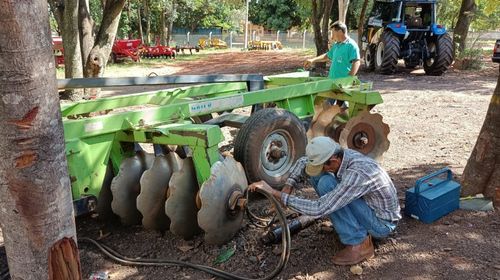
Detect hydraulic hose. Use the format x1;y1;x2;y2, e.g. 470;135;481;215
80;188;291;280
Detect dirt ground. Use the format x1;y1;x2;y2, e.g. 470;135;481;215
1;50;500;280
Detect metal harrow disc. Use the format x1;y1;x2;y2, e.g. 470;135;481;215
307;104;342;140
111;151;154;225
339;111;390;161
198;156;248;245
137;152;182;231
164;158;202;239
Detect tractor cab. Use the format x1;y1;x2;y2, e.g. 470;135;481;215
402;1;435;30
367;0;437;31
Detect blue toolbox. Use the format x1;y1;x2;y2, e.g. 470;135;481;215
405;168;461;223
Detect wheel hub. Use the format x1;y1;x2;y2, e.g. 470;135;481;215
261;132;291;176
426;42;437;66
339;111;390;161
376;42;385;67
198;156;248;245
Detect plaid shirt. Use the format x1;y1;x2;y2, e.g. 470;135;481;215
282;149;401;222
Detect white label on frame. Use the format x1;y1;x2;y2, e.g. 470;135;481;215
189;95;244;115
84;122;104;133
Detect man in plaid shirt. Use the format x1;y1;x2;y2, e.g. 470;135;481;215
249;136;401;265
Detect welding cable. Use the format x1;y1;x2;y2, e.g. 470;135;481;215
80;188;291;280
245;190;275;228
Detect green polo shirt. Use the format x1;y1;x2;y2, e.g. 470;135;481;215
326;37;360;79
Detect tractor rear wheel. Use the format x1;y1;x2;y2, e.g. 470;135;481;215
423;34;453;76
364;44;376;71
234;108;306;188
375;31;400;74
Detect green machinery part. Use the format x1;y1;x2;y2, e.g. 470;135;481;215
62;73;385;244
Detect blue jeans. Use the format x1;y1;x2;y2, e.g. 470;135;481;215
310;173;396;245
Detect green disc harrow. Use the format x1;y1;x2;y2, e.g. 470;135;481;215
61;73;389;245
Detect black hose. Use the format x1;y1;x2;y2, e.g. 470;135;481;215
245;190;275;228
80;188;291;280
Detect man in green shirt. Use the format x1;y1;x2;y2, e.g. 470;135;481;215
304;21;360;79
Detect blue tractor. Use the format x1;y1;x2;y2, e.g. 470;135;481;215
362;0;453;75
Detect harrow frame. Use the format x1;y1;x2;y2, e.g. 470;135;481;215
60;74;383;215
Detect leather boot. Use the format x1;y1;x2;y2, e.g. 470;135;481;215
332;235;375;265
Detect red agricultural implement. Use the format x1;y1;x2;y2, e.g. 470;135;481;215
142;44;176;59
52;37;180;66
111;39;142;63
52;36;64;67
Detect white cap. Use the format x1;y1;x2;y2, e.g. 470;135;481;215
305;136;342;176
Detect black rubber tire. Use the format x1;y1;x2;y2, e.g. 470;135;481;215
423;34;453;76
375;31;400;74
234;108;307;188
364;44;376;71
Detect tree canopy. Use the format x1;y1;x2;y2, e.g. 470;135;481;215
249;0;309;31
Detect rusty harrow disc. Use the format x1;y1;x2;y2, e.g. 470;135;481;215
307;104;345;141
110;150;154;225
137;151;182;231
339;111;390;161
198;156;248;245
165;158;202;239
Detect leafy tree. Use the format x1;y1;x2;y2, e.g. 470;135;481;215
302;0;334;55
48;0;127;100
437;0;462;28
249;0;308;31
452;0;499;55
174;0;235;31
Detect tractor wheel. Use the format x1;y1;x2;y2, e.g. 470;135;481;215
234;108;306;188
424;34;453;76
364;44;376;71
375;31;400;74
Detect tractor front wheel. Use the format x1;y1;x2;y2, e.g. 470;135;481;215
375;31;400;74
423;34;453;76
234;108;306;188
364;44;376;71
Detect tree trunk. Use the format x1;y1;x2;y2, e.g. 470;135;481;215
62;0;85;101
0;1;81;279
167;1;176;46
160;7;166;45
48;0;64;34
311;0;333;56
461;67;500;206
126;0;132;38
311;0;334;76
453;0;476;55
144;0;151;45
138;4;144;42
79;0;95;71
84;0;126;99
358;0;370;54
338;0;350;23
